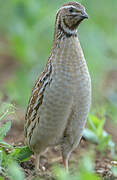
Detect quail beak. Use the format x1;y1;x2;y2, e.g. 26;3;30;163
80;11;89;19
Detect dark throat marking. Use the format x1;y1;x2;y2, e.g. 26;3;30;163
58;23;77;38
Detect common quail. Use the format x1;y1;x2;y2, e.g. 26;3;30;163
24;2;91;171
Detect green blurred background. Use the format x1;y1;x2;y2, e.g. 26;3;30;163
0;0;117;122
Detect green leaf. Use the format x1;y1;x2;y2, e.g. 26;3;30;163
0;141;13;149
9;146;33;162
0;177;4;180
78;153;102;180
97;135;110;154
112;167;117;177
0;147;8;171
0;103;15;121
96;118;105;137
88;115;99;130
80;172;101;180
0;122;11;140
53;166;71;180
0;111;9;121
8;162;25;180
0;150;3;173
83;128;98;143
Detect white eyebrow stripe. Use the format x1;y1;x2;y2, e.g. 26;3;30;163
56;5;77;14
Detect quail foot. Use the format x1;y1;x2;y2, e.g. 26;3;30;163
24;1;91;172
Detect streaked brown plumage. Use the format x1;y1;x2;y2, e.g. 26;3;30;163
24;2;91;171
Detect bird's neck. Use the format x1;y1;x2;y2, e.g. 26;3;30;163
51;29;85;68
53;22;78;42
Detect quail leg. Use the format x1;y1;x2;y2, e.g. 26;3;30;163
62;157;69;172
35;153;40;171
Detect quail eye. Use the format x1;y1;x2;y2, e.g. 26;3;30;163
69;7;74;13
